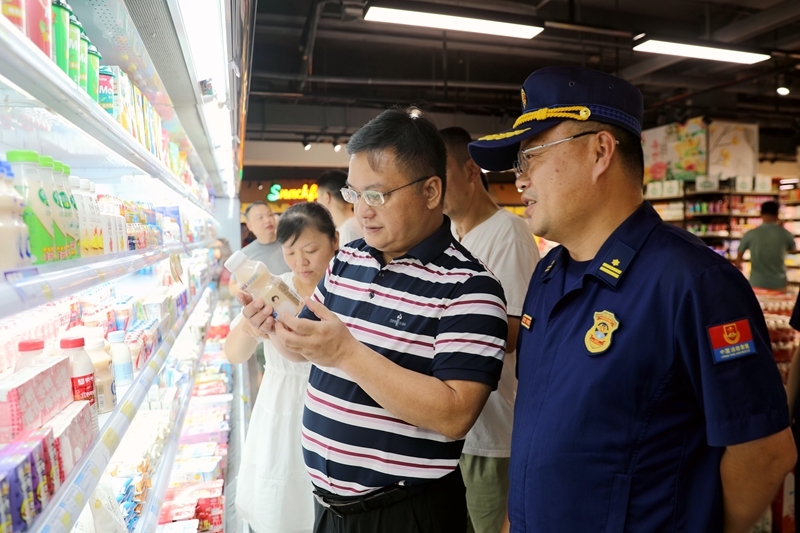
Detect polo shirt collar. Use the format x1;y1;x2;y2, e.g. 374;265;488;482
540;202;661;288
363;216;454;266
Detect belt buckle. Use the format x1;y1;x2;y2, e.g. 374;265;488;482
314;493;344;518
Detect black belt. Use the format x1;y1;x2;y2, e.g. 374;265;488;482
313;468;458;518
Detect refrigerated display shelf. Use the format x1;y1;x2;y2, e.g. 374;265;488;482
0;240;214;322
645;196;685;202
29;265;221;533
0;15;212;215
134;293;219;533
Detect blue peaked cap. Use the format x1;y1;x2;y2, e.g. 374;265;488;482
468;66;644;172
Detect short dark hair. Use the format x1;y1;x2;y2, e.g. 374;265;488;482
761;201;780;216
245;201;270;218
347;107;447;198
439;127;473;166
316;170;349;204
572;121;644;182
276;202;337;246
272;295;280;302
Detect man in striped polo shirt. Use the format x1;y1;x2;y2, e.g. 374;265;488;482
238;107;508;532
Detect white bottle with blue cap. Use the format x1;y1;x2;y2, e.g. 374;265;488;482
108;330;134;400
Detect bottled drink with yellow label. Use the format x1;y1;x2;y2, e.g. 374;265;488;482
224;250;303;319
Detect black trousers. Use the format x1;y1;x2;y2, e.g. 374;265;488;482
313;468;467;533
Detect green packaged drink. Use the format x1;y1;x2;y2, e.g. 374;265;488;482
7;150;56;264
39;156;67;261
87;44;100;101
79;33;89;92
52;161;77;259
51;0;71;75
67;14;81;84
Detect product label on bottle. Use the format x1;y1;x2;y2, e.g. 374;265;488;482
113;362;133;384
240;271;265;292
71;373;96;405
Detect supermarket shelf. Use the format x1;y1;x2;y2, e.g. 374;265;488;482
646;196;685;201
134;294;219;533
693;232;731;238
0;16;213;216
0;240;213;322
732;191;779;197
685;189;733;196
685;212;731;217
28;265;221;533
661;218;685;222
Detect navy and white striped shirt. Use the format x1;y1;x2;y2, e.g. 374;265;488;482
299;218;508;496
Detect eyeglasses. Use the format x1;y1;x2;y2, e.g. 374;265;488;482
340;176;431;207
513;131;618;179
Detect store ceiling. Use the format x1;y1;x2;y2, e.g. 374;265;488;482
247;0;800;162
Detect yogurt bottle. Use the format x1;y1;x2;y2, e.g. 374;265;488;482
84;336;115;414
108;330;133;400
51;161;75;260
7;150;55;264
59;164;79;258
61;336;99;433
0;161;30;267
39;156;68;261
224;250;303;319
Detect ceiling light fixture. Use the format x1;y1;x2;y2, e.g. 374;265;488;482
364;1;543;40
303;141;311;151
258;183;264;190
632;36;770;65
334;143;342;152
778;86;790;96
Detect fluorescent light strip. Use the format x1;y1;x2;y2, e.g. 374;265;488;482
633;39;770;65
364;6;543;39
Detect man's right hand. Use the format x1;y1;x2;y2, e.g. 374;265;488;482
236;291;277;339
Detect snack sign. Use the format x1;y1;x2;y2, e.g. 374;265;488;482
266;183;318;202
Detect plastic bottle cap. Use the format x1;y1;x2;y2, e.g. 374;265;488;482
19;340;45;352
60;337;85;349
107;330;126;343
84;337;105;350
5;150;39;164
88;45;101;59
68;176;80;187
224;250;247;271
52;161;63;173
80;178;90;189
62;164;70;176
38;155;54;168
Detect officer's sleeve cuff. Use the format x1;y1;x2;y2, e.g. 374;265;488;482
707;405;790;447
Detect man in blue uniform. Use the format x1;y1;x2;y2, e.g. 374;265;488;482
468;66;797;533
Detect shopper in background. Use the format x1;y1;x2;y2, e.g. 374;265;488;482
228;202;290;297
224;202;339;533
439;126;539;533
236;107;507;533
735;201;797;290
315;169;363;245
469;66;796;533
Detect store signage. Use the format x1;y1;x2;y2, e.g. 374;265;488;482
266;183;318;202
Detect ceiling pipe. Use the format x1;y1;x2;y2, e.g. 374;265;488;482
254;71;520;91
621;0;800;81
544;21;631;38
298;0;340;91
646;62;800;110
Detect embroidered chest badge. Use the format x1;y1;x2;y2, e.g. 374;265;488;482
584;310;619;354
521;314;532;330
389;313;407;329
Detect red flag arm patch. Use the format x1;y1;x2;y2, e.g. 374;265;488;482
707;319;757;364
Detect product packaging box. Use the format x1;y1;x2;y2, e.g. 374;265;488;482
7;439;47;514
0;452;35;532
20;428;59;498
42;401;94;482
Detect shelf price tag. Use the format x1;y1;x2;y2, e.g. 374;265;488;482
101;428;120;453
120;400;136;421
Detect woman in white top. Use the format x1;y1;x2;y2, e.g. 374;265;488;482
225;203;339;533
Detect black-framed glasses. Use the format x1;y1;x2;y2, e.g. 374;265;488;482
513;131;619;179
340;176;431;206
